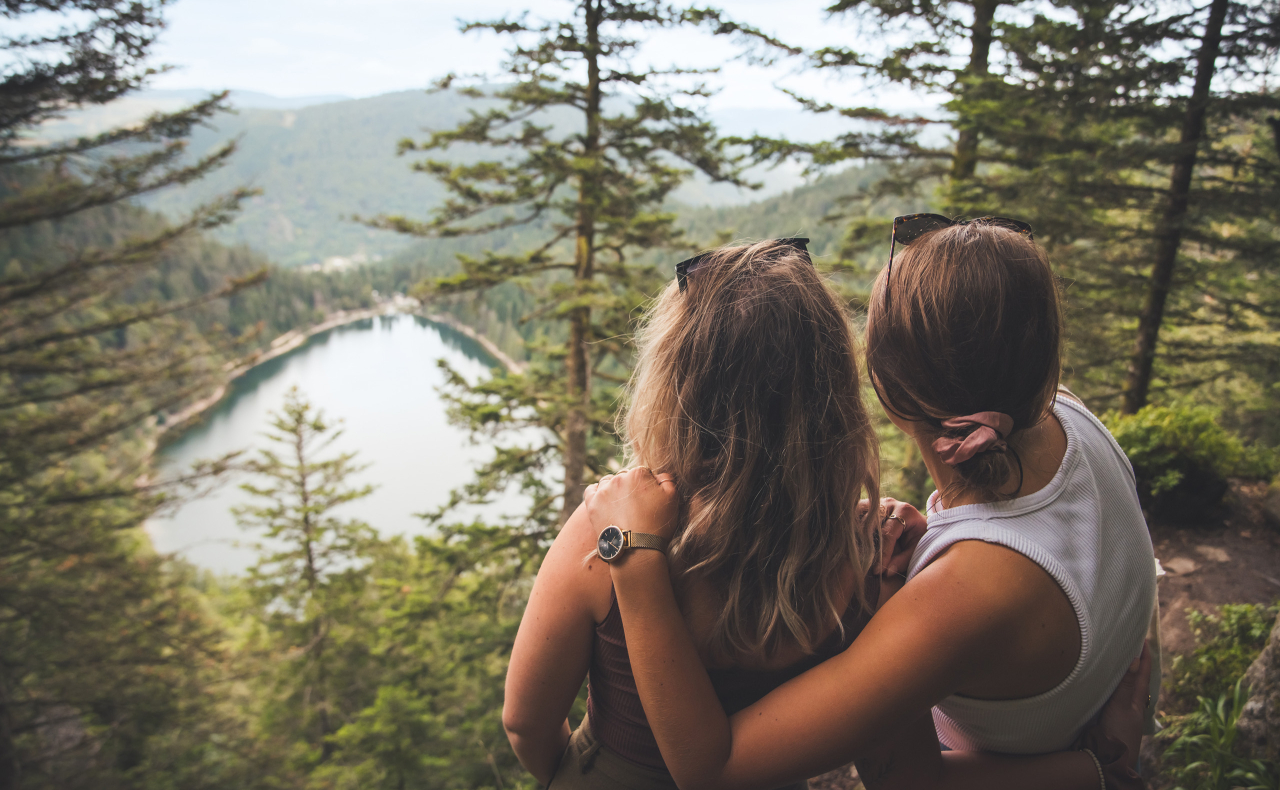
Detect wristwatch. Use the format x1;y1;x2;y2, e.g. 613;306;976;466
597;525;668;563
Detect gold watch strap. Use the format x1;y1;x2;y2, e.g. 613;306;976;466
624;531;668;554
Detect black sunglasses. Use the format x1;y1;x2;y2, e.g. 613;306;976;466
886;214;1033;296
676;238;811;292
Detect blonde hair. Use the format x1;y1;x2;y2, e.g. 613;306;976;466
622;239;880;660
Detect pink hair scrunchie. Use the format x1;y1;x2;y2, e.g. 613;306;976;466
932;412;1014;465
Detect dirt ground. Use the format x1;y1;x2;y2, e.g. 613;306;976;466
1152;480;1280;655
805;480;1280;790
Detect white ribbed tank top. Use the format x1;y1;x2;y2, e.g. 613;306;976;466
905;397;1157;754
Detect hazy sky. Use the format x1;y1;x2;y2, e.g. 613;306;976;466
149;0;903;110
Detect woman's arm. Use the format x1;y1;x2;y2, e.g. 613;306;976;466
502;504;609;783
868;645;1150;790
588;469;1144;790
607;546;1087;790
855;712;1103;790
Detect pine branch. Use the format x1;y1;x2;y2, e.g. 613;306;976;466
0;271;265;360
0;140;241;230
0;92;232;166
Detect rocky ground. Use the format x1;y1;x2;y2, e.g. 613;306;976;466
807;480;1280;790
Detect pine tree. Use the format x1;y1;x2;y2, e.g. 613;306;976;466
369;0;750;527
0;2;268;786
234;388;382;768
729;0;1280;426
1116;0;1280;413
721;0;1050;253
343;6;759;784
942;0;1280;420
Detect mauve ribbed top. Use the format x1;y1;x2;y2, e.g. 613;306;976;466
587;575;878;770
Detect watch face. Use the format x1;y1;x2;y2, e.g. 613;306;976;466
598;526;624;561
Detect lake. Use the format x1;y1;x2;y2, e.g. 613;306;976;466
149;314;530;574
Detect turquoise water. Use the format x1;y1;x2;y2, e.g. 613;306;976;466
149;314;528;574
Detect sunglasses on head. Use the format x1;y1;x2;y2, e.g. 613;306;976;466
676;237;811;292
885;214;1033;303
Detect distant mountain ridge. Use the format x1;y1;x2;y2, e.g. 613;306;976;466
165;89;352;110
41;89;880;267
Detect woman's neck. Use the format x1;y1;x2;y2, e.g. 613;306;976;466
913;406;1067;511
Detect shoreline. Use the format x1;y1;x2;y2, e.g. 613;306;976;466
154;299;524;444
421;311;526;375
155;304;391;440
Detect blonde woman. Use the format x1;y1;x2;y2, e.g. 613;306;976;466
503;237;1148;790
503;239;887;790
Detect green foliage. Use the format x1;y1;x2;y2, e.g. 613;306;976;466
1164;602;1279;714
1103;406;1278;516
233;388;386;771
320;520;545;790
1159;601;1279;789
1161;679;1280;790
934;1;1280;417
0;1;292;785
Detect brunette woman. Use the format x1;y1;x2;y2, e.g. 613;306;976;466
586;220;1156;789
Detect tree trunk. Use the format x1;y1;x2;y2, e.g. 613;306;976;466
313;617;332;761
1122;0;1229;414
950;0;999;183
558;0;602;527
295;428;332;760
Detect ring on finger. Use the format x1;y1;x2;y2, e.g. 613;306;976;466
883;513;907;528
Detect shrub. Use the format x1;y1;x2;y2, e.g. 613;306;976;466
1164;602;1279;713
1161;679;1279;790
1102;405;1278;518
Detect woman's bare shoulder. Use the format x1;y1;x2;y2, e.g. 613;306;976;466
540;502;616;624
910;540;1081;697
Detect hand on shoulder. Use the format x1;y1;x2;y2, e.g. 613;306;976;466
584;467;680;540
878;497;928;577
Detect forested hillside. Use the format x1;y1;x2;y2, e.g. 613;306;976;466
35;89;853;267
5;118;902;380
143;91;485;265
